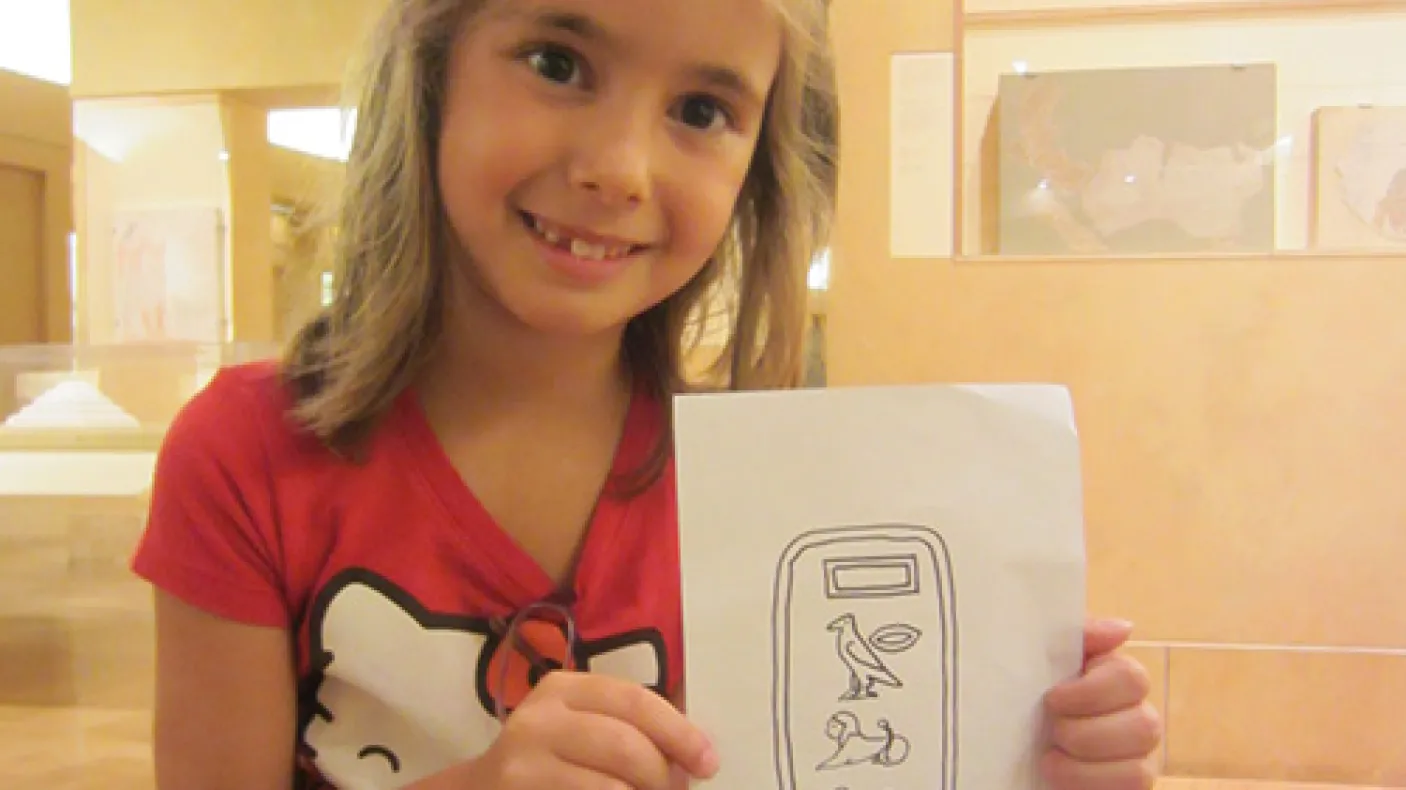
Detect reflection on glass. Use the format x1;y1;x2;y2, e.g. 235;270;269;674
992;64;1277;256
961;6;1406;257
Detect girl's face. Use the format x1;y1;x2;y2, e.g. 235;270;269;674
436;0;784;337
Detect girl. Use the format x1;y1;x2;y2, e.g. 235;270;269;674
132;0;1162;788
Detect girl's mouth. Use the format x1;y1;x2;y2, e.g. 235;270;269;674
520;211;646;262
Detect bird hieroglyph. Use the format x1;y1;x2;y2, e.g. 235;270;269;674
816;613;922;772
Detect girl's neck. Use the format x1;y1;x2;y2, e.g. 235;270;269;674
417;265;632;415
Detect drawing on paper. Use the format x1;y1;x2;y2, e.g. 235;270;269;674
827;613;921;701
773;525;957;790
816;711;911;771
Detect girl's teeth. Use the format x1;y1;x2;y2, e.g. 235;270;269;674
571;239;609;260
531;214;630;260
533;217;561;244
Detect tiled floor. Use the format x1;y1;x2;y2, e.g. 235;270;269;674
1;495;154;790
2;706;153;789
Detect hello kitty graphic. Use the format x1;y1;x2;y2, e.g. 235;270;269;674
298;569;667;790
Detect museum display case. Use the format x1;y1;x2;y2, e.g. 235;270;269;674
0;341;277;492
958;1;1406;259
0;341;278;788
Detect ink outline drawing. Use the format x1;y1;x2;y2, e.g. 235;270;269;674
816;710;912;771
827;612;922;701
772;524;957;790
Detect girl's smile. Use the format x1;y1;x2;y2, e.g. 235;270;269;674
520;209;652;285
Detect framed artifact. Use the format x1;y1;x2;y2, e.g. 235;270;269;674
990;63;1278;255
1309;105;1406;250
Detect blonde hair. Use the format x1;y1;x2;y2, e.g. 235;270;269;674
283;0;839;463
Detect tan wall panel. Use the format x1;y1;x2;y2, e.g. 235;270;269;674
221;97;278;343
829;256;1406;649
0;166;45;345
70;0;387;98
0;71;74;343
853;0;958;52
1165;648;1406;785
0;70;72;146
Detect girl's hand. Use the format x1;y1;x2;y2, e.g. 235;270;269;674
1041;617;1162;790
461;670;719;790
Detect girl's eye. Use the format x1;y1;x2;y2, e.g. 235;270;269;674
526;46;581;85
677;95;730;132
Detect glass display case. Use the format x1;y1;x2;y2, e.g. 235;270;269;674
958;2;1406;259
0;341;277;784
0;341;277;489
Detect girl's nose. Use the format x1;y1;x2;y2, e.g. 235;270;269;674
566;109;654;208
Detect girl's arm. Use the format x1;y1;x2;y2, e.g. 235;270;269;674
151;590;298;790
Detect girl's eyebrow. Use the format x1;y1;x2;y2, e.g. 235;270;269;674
510;4;768;110
533;9;603;39
691;64;767;113
501;5;611;42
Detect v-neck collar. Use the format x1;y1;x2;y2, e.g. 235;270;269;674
390;383;660;606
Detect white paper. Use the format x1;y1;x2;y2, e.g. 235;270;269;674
674;384;1086;790
890;52;956;258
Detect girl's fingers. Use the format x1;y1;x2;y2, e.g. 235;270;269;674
1050;700;1163;761
1083;617;1134;661
1045;652;1151;717
1042;749;1158;790
547;708;676;790
541;672;719;778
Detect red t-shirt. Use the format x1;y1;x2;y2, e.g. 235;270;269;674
131;361;683;789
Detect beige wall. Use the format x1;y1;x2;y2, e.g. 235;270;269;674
828;0;1405;784
0;165;44;345
0;69;73;344
70;0;385;100
221;96;278;343
269;143;344;212
268;144;346;339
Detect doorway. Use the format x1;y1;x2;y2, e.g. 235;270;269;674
0;164;45;345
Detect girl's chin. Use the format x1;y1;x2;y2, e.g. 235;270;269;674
498;296;641;340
